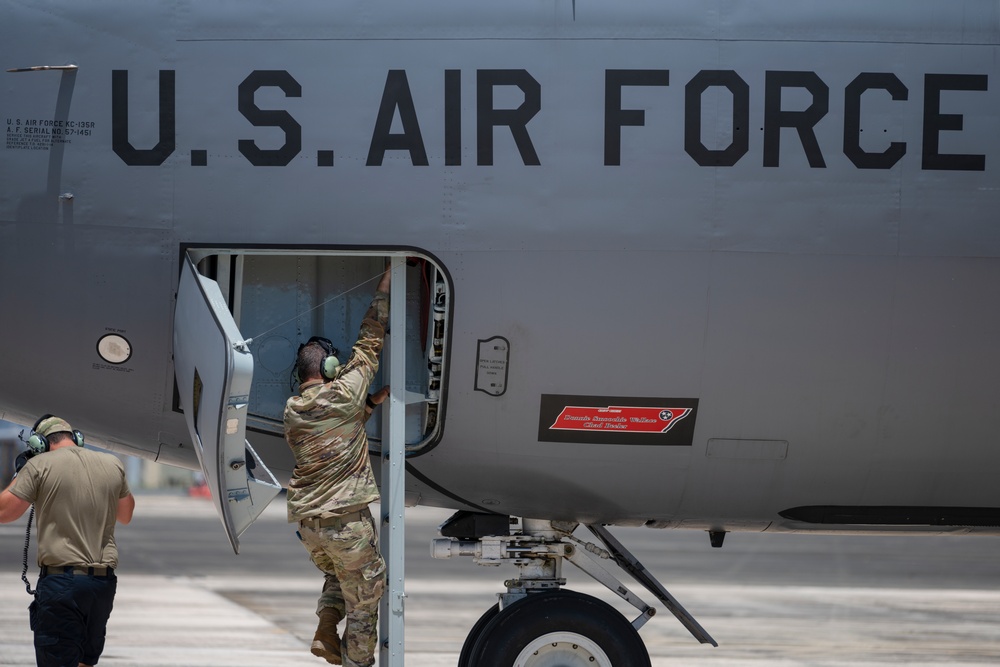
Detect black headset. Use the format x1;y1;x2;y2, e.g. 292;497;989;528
26;414;85;454
293;336;341;387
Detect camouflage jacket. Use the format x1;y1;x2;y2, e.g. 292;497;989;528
284;290;389;522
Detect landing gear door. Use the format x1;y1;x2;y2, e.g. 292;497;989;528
173;255;281;553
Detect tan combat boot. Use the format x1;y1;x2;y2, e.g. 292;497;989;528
311;607;343;664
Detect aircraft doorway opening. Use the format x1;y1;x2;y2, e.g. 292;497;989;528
183;247;451;460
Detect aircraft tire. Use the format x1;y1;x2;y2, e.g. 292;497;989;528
463;589;651;667
456;602;501;667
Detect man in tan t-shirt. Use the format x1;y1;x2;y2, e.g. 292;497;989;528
0;415;134;667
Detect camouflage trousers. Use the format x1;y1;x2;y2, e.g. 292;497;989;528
298;506;386;667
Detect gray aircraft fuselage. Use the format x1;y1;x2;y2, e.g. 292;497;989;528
2;0;999;539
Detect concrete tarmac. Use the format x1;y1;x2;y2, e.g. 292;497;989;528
2;494;1000;666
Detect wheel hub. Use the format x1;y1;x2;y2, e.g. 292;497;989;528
513;631;612;667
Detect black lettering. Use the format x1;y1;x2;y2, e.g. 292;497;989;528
604;70;670;166
763;71;829;168
112;70;175;166
238;70;302;167
844;73;908;169
684;70;749;167
477;70;541;166
445;70;462;166
367;70;429;166
922;73;987;171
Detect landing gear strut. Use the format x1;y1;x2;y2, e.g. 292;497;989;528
432;514;717;667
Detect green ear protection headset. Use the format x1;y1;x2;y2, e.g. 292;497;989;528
26;414;85;455
295;336;341;384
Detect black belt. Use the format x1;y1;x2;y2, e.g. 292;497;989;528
299;509;365;530
40;565;114;578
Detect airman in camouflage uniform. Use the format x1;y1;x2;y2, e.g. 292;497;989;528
285;267;391;667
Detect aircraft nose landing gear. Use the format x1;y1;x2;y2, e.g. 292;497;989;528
462;590;648;667
433;514;716;667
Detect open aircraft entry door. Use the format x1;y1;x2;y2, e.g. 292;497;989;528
173;254;282;552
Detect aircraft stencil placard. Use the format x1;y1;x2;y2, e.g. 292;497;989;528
550;405;693;434
539;395;698;446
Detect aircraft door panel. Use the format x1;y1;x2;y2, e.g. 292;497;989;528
173;254;281;552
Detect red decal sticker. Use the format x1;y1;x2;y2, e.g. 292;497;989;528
550;406;693;434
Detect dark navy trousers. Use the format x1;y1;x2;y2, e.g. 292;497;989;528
30;570;117;667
